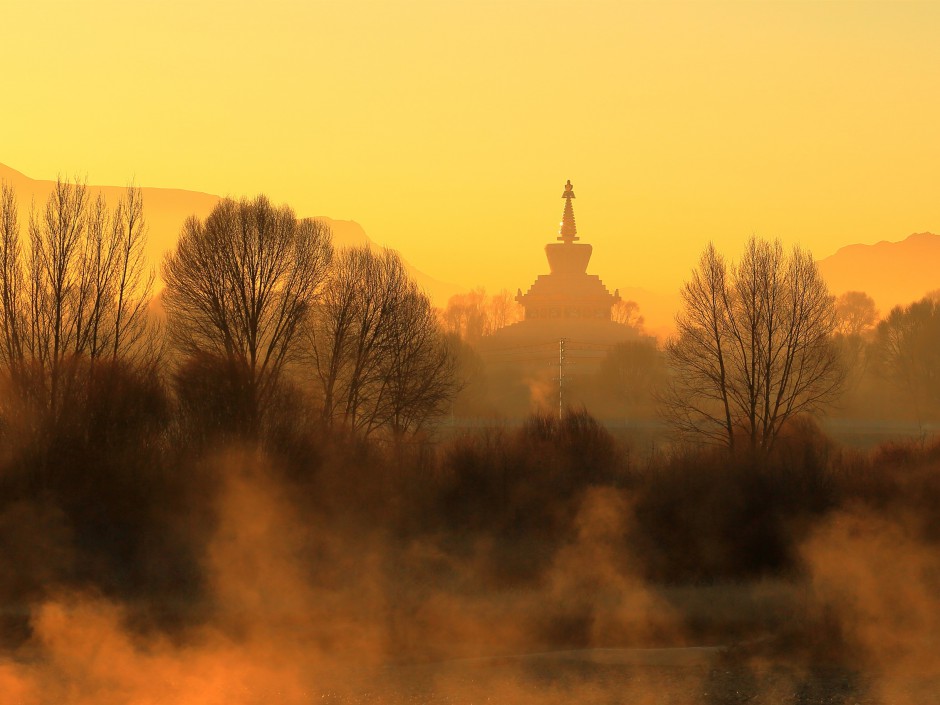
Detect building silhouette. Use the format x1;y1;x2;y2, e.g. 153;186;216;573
516;179;623;323
482;180;640;390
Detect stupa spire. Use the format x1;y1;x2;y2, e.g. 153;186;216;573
558;179;578;242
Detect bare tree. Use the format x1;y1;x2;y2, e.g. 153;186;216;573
441;287;489;342
110;186;155;362
593;339;665;416
834;291;878;338
381;281;459;437
611;299;644;331
162;195;332;436
309;245;457;438
832;290;878;385
0;183;24;376
486;288;523;333
0;178;157;420
873;297;940;424
440;287;522;343
664;237;843;452
27;178;91;412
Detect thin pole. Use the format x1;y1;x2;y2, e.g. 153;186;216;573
558;337;566;420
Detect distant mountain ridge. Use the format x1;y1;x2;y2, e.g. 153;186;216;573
5;163;933;327
817;232;940;315
611;233;940;340
0;162;463;306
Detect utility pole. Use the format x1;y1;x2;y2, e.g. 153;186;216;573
558;337;566;420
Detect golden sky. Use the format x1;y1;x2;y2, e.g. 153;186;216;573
4;0;940;295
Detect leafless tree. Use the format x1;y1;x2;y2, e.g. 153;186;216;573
440;287;522;343
0;183;24;377
873;297;940;424
486;288;523;332
663;237;843;452
309;245;457;438
594;339;665;416
611;299;644;331
441;287;489;342
834;291;878;338
0;178;157;421
831;290;878;385
307;246;387;431
382;285;459;437
162;195;332;436
109;186;155;362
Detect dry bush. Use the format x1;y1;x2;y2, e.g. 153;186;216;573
425;411;631;585
630;424;838;583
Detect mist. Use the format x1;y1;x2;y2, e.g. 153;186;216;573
1;180;939;704
3;401;940;702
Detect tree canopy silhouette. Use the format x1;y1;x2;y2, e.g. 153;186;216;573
309;245;457;438
873;295;940;424
664;237;843;452
0;178;156;421
440;287;522;343
162;195;332;436
834;291;878;338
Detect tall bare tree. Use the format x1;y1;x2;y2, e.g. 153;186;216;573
109;186;154;362
0;178;156;420
382;280;459;437
310;245;457;438
0;183;24;377
162;195;332;435
664;237;843;452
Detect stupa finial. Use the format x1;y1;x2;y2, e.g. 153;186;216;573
558;180;578;242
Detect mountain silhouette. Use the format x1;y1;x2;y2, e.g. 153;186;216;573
818;232;940;315
0;163;462;305
9;162;930;326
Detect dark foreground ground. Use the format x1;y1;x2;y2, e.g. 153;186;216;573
314;650;940;705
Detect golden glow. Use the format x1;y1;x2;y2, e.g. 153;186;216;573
4;1;940;301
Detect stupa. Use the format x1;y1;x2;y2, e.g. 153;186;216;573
516;179;621;321
483;180;639;372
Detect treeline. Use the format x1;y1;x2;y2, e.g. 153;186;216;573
1;176;939;656
361;236;940;438
841;291;940;425
439;290;659;421
0;180;459;449
3;375;939;650
0;179;461;640
428;416;940;582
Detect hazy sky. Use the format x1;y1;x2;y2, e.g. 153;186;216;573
4;0;939;294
